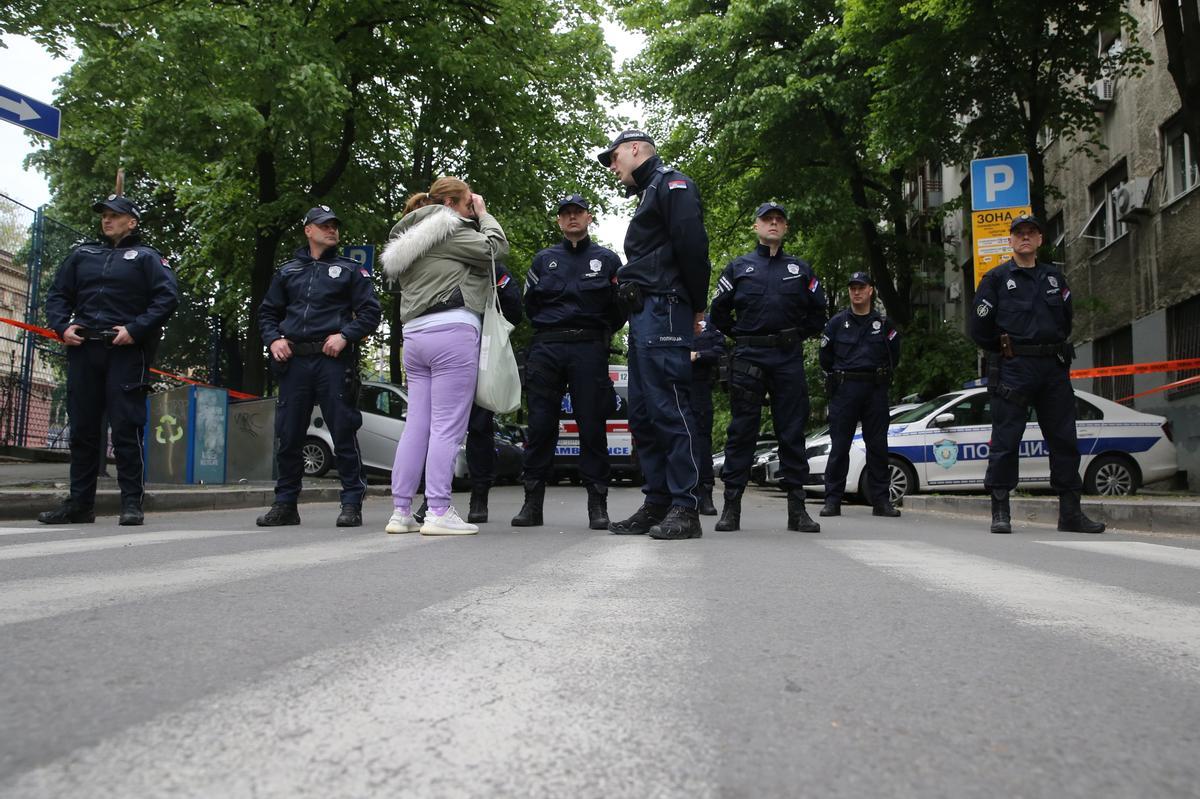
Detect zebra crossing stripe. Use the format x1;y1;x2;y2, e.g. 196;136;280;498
1036;540;1200;570
0;540;717;798
0;529;265;562
823;540;1200;673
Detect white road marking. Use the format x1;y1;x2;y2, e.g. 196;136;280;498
1036;540;1200;570
0;527;63;538
0;539;717;799
0;529;264;561
0;535;430;627
824;540;1200;673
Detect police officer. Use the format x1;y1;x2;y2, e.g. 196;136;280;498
968;214;1104;534
39;193;180;526
710;202;825;533
256;205;382;528
692;314;726;515
598;129;711;540
819;272;902;518
511;194;623;530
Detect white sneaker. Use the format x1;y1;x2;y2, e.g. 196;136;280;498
385;509;421;534
420;505;479;536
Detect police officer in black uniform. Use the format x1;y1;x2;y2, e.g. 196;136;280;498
710;202;825;533
691;314;726;515
968;214;1104;535
257;206;382;528
40;194;180;526
819;272;902;518
598;129;712;540
511;194;623;530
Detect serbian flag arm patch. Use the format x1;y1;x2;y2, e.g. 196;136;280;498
887;329;897;340
668;180;688;190
497;274;511;288
808;277;820;292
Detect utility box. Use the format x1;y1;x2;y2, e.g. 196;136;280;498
144;386;228;484
225;397;278;482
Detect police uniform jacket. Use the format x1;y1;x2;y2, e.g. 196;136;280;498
258;246;382;346
967;258;1072;351
819;308;901;374
45;233;180;343
524;236;622;332
710;246;826;340
381;205;509;324
620;155;711;311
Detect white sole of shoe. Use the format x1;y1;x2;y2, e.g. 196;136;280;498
419;524;479;536
385;523;421;534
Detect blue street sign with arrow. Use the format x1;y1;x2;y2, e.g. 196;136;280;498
0;84;61;139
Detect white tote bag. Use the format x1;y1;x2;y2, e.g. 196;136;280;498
474;246;522;413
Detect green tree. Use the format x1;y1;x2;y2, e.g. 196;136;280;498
15;0;616;394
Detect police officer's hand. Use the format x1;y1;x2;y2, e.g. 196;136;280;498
323;332;348;358
694;312;704;336
62;325;84;347
471;193;486;219
270;338;293;362
691;351;699;362
111;326;134;346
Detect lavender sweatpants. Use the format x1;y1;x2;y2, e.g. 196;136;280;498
391;323;480;515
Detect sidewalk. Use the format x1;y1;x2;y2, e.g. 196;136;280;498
0;457;389;520
903;492;1199;535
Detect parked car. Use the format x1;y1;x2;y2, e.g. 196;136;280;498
778;387;1178;504
550;364;642;484
304;380;521;484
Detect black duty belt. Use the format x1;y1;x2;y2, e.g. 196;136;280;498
736;328;801;348
78;328;118;343
835;369;891;384
291;341;327;356
532;328;608;343
1010;342;1065;357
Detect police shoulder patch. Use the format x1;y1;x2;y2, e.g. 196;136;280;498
668;180;688;191
977;303;991;317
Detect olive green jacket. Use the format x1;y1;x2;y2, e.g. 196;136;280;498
381;205;509;324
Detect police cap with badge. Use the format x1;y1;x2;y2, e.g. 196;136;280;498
1009;214;1043;233
848;271;873;286
755;202;787;219
303;205;340;226
92;194;142;220
557;194;590;212
596;129;654;167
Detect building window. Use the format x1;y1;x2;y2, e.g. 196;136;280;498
1092;325;1134;403
1080;162;1128;250
1163;120;1199;202
1167;294;1200;400
1045;212;1065;265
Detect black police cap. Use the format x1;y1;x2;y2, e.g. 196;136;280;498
1009;213;1043;233
556;194;590;212
848;271;873;286
755;202;787;219
92;194;142;220
597;129;655;167
303;205;340;226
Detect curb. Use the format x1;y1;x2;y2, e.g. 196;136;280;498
0;485;392;521
904;494;1199;535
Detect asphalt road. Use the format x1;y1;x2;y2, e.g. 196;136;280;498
2;486;1198;798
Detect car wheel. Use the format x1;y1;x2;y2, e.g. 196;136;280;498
861;457;916;505
1084;454;1138;496
302;437;332;478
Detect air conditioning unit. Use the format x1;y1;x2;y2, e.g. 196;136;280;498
1113;177;1153;221
1092;79;1114;108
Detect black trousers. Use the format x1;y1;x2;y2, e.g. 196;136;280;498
66;341;149;507
273;351;367;506
465;404;496;490
721;344;810;492
986;355;1082;493
824;380;890;506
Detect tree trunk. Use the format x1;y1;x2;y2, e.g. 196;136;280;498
243;103;281;396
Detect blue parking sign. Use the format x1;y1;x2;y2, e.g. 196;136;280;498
340;244;375;273
970;155;1030;211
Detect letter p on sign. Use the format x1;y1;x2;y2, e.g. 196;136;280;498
970;154;1031;211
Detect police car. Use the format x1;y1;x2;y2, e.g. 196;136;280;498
304;380;521;483
551;364;641;484
789;387;1177;503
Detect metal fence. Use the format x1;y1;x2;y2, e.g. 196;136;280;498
0;193;86;449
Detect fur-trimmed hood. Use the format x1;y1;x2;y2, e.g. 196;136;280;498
381;205;464;280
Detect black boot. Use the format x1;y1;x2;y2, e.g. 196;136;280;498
511;481;545;527
256;502;300;527
586;484;610;530
37;499;95;525
468;486;489;523
1057;491;1105;533
873;502;901;518
414;498;428;524
714;488;743;531
819;499;840;517
118;499;144;526
336;504;362;527
990;489;1012;534
787;489;820;532
697;484;718;516
609;502;669;535
649;505;703;540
